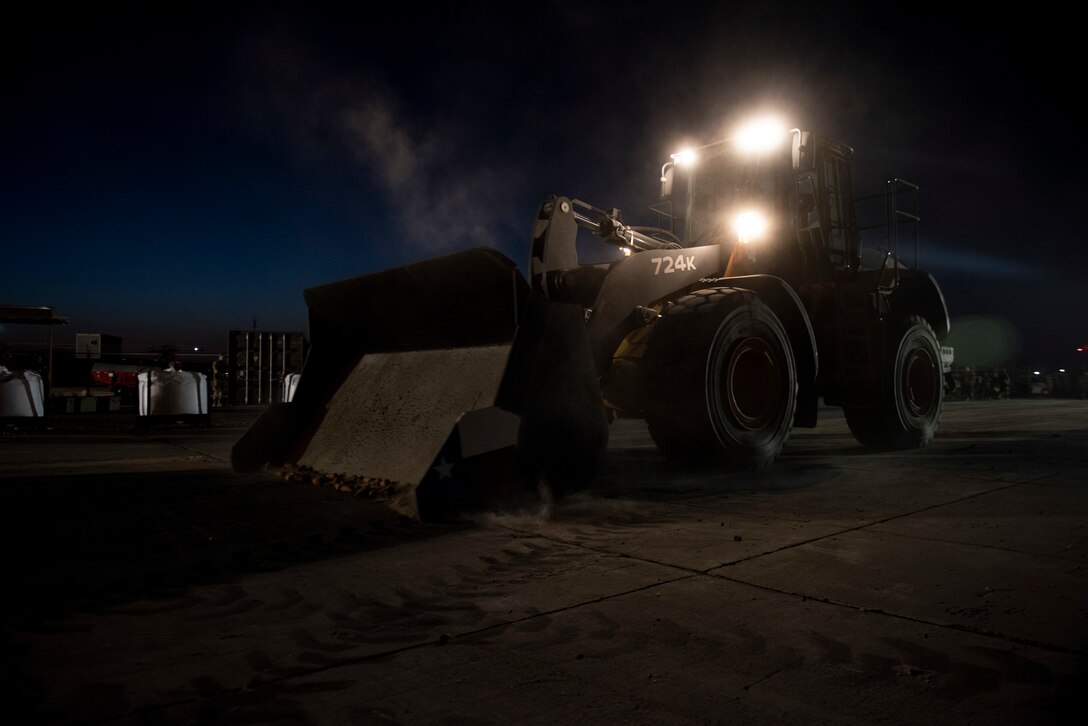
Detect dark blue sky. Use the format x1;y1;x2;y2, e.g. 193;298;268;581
3;2;1084;368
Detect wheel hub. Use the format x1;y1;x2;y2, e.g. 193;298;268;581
903;348;937;416
725;337;780;430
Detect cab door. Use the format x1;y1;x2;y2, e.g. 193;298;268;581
815;139;861;272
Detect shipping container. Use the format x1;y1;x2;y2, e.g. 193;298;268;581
227;330;306;405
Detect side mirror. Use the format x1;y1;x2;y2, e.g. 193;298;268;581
660;163;674;201
792;130;813;171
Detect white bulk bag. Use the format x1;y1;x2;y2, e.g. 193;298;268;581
0;366;45;417
284;373;301;402
137;368;208;416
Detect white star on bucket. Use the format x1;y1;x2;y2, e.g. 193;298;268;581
432;458;455;479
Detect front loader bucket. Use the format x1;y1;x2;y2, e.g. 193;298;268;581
232;247;608;521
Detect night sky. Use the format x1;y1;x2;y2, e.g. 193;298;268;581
3;2;1084;370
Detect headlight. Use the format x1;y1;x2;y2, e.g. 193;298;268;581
734;117;787;155
671;148;697;167
733;210;769;244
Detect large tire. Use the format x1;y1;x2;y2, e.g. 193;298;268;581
643;288;797;470
845;315;943;449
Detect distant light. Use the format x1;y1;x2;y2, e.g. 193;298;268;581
1060;368;1066;373
733;210;769;244
193;347;200;352
1033;370;1041;375
671;148;697;167
734;116;787;154
1078;347;1085;352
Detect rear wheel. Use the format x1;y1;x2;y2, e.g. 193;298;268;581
845;315;943;449
643;288;797;470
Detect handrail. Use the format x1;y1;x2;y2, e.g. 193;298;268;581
885;179;919;287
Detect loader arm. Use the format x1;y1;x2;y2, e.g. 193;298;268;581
530;195;726;372
531;197;684;301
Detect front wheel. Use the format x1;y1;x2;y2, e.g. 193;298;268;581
643;288;797;470
845;315;943;449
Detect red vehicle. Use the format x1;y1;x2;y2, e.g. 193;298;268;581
90;363;140;391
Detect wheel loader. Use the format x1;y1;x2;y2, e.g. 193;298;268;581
233;117;949;520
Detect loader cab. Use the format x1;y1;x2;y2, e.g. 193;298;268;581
794;135;862;276
664;129;861;285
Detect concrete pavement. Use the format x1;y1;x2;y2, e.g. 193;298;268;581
2;400;1086;724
